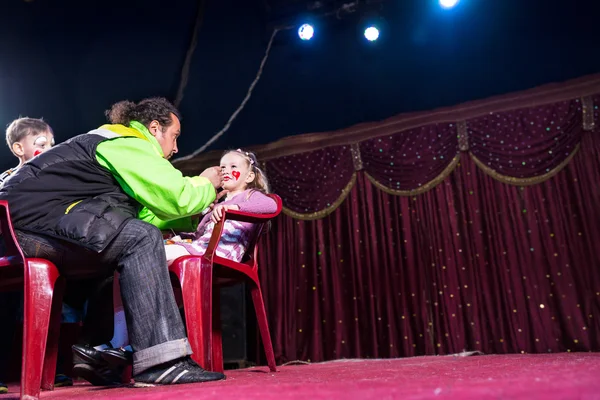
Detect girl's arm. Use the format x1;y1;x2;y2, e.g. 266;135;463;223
209;191;278;224
236;191;278;214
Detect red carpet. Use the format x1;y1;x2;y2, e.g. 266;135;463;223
6;353;600;399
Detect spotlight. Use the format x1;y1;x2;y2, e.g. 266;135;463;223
359;11;385;44
364;26;380;41
298;23;315;41
439;0;459;8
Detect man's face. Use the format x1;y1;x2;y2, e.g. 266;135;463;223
13;130;55;162
148;113;180;160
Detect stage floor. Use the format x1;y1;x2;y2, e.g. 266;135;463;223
5;353;600;399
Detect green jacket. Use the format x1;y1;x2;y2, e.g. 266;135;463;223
95;121;215;231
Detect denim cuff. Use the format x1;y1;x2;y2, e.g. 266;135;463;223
132;338;193;375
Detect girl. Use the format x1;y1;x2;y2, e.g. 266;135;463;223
73;149;277;377
165;148;277;264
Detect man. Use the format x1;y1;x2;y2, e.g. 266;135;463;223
0;118;73;392
0;97;225;385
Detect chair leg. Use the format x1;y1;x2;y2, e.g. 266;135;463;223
21;259;62;400
250;285;277;372
41;277;65;390
199;260;214;371
176;259;213;370
211;288;224;373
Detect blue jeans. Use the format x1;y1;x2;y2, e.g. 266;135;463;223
15;219;192;375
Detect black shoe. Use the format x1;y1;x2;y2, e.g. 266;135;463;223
72;363;123;386
101;348;133;366
133;357;225;385
54;374;74;387
0;381;7;394
72;344;106;365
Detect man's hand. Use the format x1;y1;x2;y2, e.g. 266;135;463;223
208;190;229;211
210;204;240;224
215;190;228;203
190;191;228;220
200;166;223;189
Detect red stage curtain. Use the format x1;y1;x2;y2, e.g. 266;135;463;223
258;96;600;363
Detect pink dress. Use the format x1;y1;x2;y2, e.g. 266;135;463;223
178;190;277;262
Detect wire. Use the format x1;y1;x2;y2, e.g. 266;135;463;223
176;28;282;162
175;0;206;108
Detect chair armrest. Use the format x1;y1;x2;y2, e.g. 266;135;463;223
0;200;26;267
219;192;282;224
220;209;280;224
203;211;277;260
202;194;282;260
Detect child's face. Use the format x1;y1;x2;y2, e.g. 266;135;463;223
220;152;255;191
13;130;55;162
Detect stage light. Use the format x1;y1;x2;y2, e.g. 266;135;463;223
298;23;314;41
439;0;459;8
364;26;380;41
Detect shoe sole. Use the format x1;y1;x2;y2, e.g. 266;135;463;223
72;364;121;387
132;382;156;388
134;375;226;385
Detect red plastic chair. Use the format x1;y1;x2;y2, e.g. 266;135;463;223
0;200;65;400
169;194;281;373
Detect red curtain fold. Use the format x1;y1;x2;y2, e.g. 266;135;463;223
468;99;582;177
267;99;587;215
360;123;458;191
258;131;600;363
266;146;354;215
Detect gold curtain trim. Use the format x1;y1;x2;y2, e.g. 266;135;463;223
364;154;461;196
469;143;580;186
457;120;469;151
582;96;596;131
280;144;580;219
282;173;357;220
350;143;363;171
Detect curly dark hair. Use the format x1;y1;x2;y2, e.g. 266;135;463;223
105;97;181;128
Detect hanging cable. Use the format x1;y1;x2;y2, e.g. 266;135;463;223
176;27;282;162
174;0;206;108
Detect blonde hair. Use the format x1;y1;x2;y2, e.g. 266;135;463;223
223;149;270;194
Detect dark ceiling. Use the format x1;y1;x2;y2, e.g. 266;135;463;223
0;0;599;173
263;0;389;29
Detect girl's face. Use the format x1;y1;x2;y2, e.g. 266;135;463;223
220;152;255;191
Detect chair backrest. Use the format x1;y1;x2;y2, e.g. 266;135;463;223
235;194;282;267
0;200;25;268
